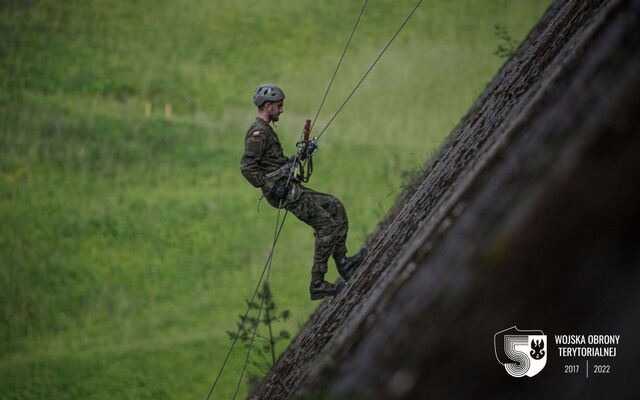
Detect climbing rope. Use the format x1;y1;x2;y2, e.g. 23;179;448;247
205;0;423;397
315;0;424;140
228;147;305;399
231;205;287;400
206;149;302;399
205;205;289;400
309;0;369;135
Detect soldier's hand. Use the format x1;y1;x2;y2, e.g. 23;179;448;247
296;140;309;161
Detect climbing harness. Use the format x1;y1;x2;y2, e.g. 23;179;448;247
205;0;423;398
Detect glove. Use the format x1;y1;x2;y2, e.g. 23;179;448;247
270;182;288;200
296;141;309;160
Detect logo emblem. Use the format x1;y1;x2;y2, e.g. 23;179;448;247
495;326;547;377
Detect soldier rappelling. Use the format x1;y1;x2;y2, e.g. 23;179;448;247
240;83;367;300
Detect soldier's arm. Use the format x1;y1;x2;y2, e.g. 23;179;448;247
240;131;275;192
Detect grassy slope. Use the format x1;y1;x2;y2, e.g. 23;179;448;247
0;0;550;398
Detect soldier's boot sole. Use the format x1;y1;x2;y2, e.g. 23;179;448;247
310;288;338;301
309;282;338;301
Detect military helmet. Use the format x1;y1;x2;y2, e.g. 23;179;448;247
253;83;285;107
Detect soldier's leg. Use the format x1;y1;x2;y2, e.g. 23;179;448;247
317;193;367;281
316;193;349;263
286;190;341;284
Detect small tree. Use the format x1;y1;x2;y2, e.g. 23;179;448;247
227;282;291;389
494;25;519;59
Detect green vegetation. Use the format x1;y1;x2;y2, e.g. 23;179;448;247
227;282;291;391
1;0;551;398
494;24;520;58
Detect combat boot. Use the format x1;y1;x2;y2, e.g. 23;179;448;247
310;280;337;301
336;248;368;281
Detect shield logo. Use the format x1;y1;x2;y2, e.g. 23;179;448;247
495;326;547;377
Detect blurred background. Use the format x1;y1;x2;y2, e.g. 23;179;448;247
0;0;550;398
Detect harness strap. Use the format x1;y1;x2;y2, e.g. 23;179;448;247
265;162;292;179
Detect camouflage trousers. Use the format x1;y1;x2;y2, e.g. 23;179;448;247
286;187;349;280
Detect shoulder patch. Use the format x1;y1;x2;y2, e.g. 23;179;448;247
251;131;261;137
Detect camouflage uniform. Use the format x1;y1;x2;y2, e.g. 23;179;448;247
240;117;349;282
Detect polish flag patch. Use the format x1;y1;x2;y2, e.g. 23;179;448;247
251;131;261;137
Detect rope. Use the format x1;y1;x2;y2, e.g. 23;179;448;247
205;1;423;397
232;206;287;400
205;206;289;400
309;0;369;135
316;0;423;139
206;145;304;399
228;148;306;398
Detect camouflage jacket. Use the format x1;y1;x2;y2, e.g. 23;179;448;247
240;117;295;199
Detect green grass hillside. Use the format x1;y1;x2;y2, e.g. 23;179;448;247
1;0;550;398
